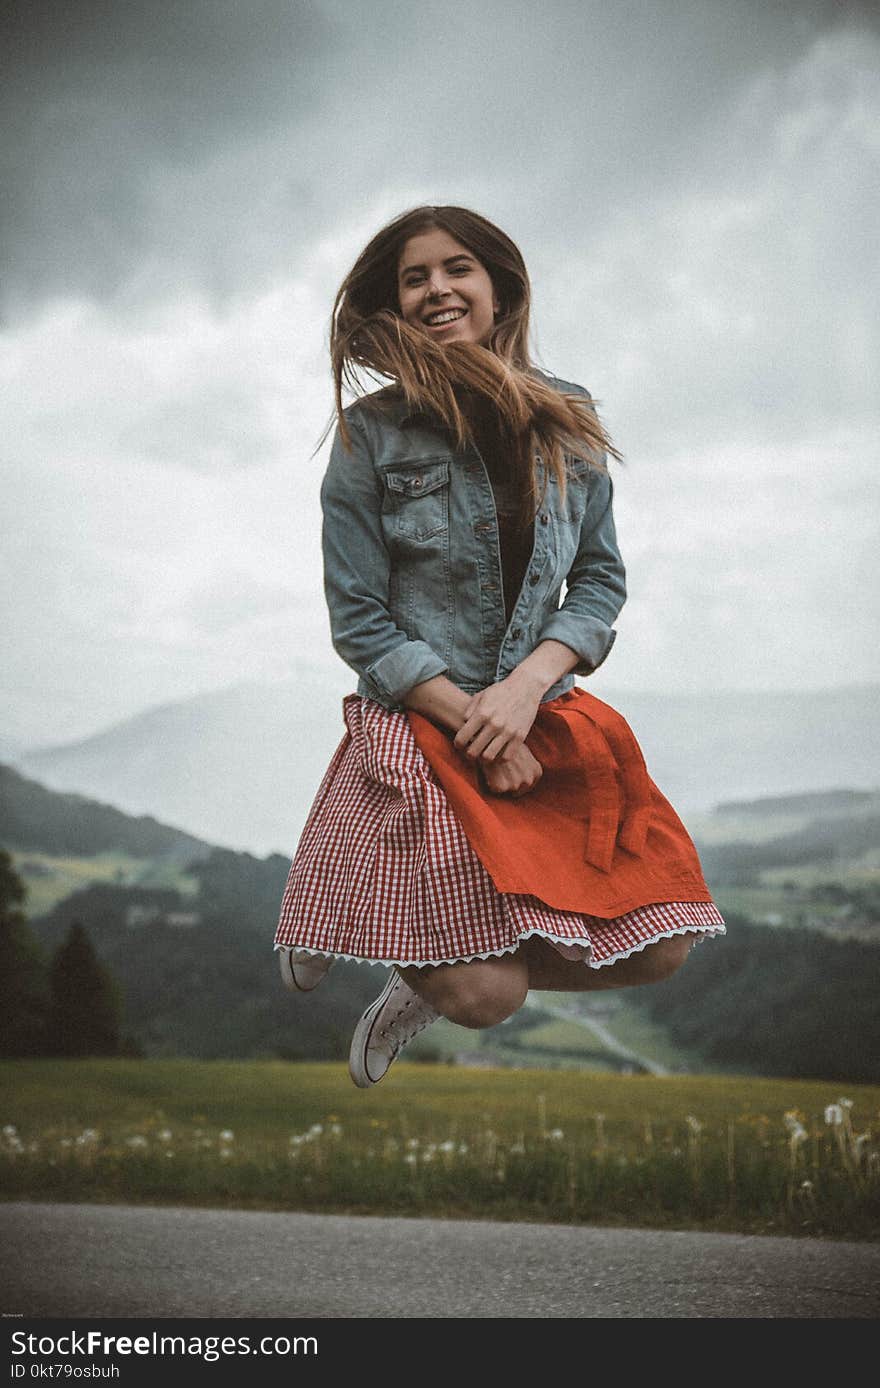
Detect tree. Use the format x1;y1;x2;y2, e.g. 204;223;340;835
48;921;123;1057
0;848;50;1056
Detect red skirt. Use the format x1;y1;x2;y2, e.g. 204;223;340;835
274;691;725;969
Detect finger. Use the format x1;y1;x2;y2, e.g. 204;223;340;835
478;732;515;764
464;725;501;760
453;714;482;750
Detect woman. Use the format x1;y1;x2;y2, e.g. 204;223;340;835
275;205;724;1087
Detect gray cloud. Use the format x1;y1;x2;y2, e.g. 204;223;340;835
1;0;334;314
2;0;878;745
3;0;876;322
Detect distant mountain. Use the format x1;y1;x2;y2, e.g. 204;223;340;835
714;789;876;817
595;683;880;816
17;664;352;857
0;763;211;862
14;674;880;857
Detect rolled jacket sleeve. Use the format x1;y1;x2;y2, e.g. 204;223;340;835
321;413;449;705
538;466;627;675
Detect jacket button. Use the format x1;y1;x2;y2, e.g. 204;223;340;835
510;627;522;640
528;571;540;585
540;513;549;525
412;477;423;489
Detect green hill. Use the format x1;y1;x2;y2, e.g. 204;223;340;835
0;763;211;863
3;770;879;1079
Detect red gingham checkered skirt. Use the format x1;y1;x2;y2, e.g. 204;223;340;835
274;694;725;969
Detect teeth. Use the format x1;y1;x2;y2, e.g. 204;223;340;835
425;309;465;324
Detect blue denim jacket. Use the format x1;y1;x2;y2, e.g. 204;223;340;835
320;370;626;710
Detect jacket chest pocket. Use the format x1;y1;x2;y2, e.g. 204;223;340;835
382;458;451;542
552;462;592;571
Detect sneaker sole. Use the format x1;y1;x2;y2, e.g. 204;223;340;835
348;973;399;1088
278;948;327;994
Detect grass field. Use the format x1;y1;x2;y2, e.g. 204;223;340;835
12;850;199;918
2;1060;878;1239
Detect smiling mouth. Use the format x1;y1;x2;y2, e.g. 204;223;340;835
423;308;467;326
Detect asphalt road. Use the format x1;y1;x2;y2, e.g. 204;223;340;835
2;1202;878;1319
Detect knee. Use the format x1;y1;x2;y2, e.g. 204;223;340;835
430;967;528;1030
632;933;693;985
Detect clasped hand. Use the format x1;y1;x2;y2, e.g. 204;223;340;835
453;676;544;797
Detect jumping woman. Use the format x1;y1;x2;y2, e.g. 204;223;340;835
274;205;724;1087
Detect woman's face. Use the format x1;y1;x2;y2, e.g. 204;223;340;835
397;227;499;347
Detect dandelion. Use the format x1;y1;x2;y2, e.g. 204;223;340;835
685;1116;703;1191
406;1137;420;1150
125;1135;148;1150
438;1140;455;1154
509;1140;526;1155
798;1178;817;1210
404;1152;417;1166
458;1143;469;1156
1;1126;24;1155
219;1130;235;1143
329;1124;343;1138
307;1124;323;1138
548;1128;564;1141
219;1148;232;1161
157;1129;173;1143
784;1113;808;1146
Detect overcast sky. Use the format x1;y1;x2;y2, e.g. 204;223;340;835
2;0;878;747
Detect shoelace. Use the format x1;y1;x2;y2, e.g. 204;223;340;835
377;992;435;1048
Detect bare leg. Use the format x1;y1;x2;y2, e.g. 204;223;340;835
522;932;694;991
399;951;529;1029
399;933;693;1028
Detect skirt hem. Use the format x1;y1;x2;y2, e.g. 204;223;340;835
273;918;725;972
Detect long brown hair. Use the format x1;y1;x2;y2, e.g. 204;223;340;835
329;205;620;515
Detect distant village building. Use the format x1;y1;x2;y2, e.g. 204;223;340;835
125;904;201;929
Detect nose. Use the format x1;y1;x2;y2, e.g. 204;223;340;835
426;272;450;299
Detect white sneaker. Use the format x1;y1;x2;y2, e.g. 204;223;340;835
278;947;333;994
348;971;440;1088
